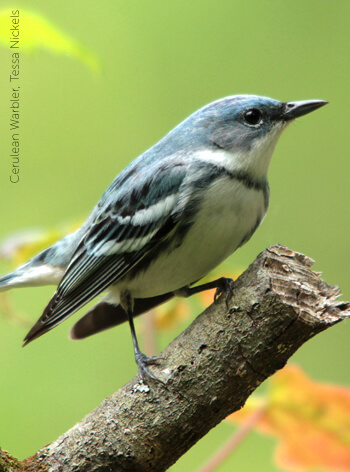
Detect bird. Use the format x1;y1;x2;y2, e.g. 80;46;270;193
0;95;327;381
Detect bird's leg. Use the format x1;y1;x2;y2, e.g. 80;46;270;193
120;290;164;383
175;277;235;309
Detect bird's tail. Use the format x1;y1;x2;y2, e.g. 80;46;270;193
69;292;174;340
0;270;22;291
0;230;85;292
0;256;64;292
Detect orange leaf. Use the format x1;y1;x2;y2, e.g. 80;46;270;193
198;287;217;308
154;299;191;332
227;365;350;471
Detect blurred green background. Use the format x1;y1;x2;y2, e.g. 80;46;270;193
0;1;349;471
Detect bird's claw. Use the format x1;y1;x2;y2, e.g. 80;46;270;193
135;351;165;384
214;277;235;309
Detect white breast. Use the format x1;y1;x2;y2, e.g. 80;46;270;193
114;174;267;299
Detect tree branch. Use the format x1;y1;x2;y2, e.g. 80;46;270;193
2;245;349;472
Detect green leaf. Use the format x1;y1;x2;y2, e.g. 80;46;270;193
0;9;101;73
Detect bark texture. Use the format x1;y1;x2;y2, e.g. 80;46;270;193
2;245;349;472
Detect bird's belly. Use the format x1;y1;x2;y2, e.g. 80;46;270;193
115;178;266;298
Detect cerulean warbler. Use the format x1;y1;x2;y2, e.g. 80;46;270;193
0;95;327;380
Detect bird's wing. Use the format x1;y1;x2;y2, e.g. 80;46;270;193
24;161;188;344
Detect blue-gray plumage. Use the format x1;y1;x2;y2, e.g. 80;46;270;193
0;95;327;381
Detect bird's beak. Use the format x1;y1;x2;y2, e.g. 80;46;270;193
284;100;328;120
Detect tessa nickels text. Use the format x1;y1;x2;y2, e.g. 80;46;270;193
9;10;20;183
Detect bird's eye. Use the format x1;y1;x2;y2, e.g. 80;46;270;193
243;108;262;126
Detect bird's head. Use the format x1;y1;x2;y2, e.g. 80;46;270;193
174;95;328;179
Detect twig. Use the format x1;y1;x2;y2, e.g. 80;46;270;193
1;245;347;472
196;404;267;472
142;309;158;357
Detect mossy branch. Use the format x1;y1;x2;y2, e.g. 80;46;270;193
1;245;349;472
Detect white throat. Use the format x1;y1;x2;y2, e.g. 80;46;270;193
194;122;288;180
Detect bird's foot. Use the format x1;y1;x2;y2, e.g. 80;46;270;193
213;277;235;309
135;351;165;384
